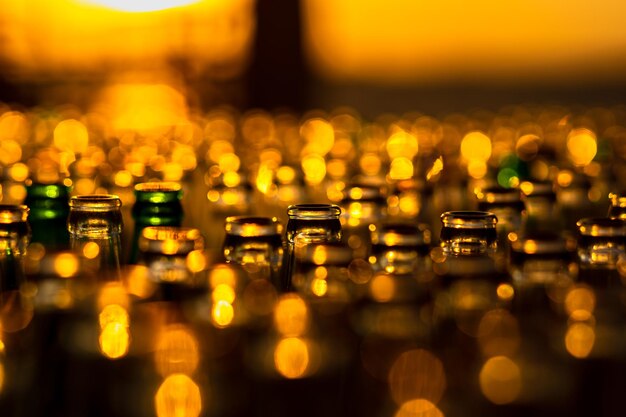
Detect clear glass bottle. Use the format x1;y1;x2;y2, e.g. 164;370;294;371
475;186;523;243
68;195;122;280
129;182;183;264
222;216;283;283
576;217;626;286
0;205;30;295
340;183;386;259
281;204;342;292
138;226;205;300
519;180;564;234
24;182;70;249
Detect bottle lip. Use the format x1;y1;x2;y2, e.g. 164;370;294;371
577;217;626;237
139;226;204;255
134;182;183;203
225;216;282;237
441;211;497;229
69;195;122;211
287;204;341;219
0;205;29;223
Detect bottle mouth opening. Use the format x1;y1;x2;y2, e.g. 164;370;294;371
287;204;341;219
70;195;122;211
441;211;497;229
225;216;282;237
0;205;29;223
577;217;626;237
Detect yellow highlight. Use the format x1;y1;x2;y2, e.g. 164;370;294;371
8;163;29;182
98;283;130;310
496;283;515;301
155;325;200;377
186;250;207;273
209;265;237;289
54;119;89;154
83;241;100;259
565;286;596;317
99;304;129;329
99;321;130;359
395;399;444;417
370;273;395;302
274;294;309;336
274;337;310;379
567;128;597;167
479;356;521;405
276;166;296;184
390;157;414;180
312;245;328;265
387;131;418;159
0;362;4;394
302;154;327;185
461;132;491;162
155;374;202;417
212;300;235;328
301;118;335;156
54;253;79;278
212;284;236;304
311;278;328;297
360;153;382;176
426;157;444;181
388;349;446;405
256;163;274;194
565;323;595;359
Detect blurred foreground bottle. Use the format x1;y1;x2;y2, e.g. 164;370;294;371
434;211;509;416
129;182;183;264
24;182;70;249
68;195;122;280
0;205;30;296
223;216;283;284
281;204;342;292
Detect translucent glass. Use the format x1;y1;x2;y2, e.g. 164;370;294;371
440;211;497;255
282;204;342;292
340;184;385;258
139;226;204;286
222;216;283;282
476;186;523;237
68;195;122;276
371;223;431;275
577;217;626;268
0;205;30;293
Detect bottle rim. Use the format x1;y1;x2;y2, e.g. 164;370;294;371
287;204;341;219
225;216;282;237
69;195;122;211
0;205;29;223
134;182;183;203
441;211;497;229
577;217;626;237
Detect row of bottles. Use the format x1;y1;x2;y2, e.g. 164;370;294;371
0;175;625;416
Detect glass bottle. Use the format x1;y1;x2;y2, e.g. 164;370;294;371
138;226;205;301
475;186;523;243
129;182;183;264
68;195;122;280
24;182;70;249
519;180;564;234
222;216;283;283
576;217;626;287
0;205;30;295
340;183;386;259
281;204;342;292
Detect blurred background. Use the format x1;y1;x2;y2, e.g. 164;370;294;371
2;0;626;116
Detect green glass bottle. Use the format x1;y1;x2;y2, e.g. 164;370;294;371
24;182;70;249
68;195;122;280
129;182;183;264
